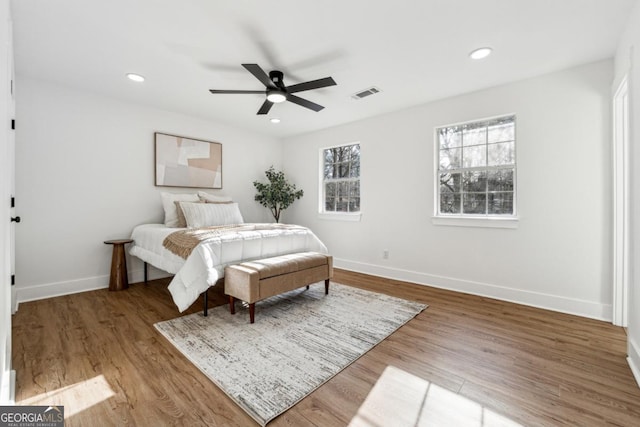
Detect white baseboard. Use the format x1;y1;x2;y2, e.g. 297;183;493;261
335;258;612;321
13;256;611;322
628;339;640;388
128;265;173;284
16;275;110;304
15;266;172;305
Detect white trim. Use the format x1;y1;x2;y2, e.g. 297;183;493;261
628;338;640;388
318;212;362;222
612;74;630;327
16;275;110;303
434;112;519;130
434;114;518;219
15;267;171;304
334;258;612;321
431;216;518;229
318;142;361;216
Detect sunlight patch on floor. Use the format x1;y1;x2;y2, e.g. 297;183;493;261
349;366;522;427
18;375;115;417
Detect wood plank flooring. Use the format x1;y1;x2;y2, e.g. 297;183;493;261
12;270;640;426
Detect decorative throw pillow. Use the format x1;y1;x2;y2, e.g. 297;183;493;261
161;192;199;227
173;201;203;228
197;191;233;203
179;201;244;228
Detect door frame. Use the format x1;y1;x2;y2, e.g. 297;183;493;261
613;74;630;327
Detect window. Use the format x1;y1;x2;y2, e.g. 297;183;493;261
321;143;360;214
436;115;516;217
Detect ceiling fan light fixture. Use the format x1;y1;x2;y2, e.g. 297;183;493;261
266;90;287;103
126;73;145;82
209;64;335;114
469;47;493;60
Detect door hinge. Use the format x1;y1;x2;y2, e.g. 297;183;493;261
11;119;15;130
11;275;15;286
11;196;15;208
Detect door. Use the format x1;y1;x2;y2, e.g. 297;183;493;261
0;0;14;403
8;15;15;315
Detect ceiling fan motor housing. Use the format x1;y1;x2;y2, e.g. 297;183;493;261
269;70;285;88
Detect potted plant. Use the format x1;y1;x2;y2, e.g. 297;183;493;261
253;166;304;223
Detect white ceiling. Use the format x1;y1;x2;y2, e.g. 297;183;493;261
11;0;637;138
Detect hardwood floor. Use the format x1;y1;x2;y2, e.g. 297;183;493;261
12;270;640;426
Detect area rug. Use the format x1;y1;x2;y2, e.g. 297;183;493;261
154;282;427;426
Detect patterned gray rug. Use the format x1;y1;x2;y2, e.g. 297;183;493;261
155;282;427;426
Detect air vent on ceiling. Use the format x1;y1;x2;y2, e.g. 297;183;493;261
352;86;381;100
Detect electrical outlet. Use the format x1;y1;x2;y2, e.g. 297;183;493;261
383;249;389;259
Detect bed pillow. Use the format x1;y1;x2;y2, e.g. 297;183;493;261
174;201;204;228
176;199;232;228
179;201;244;228
161;192;200;227
197;191;233;203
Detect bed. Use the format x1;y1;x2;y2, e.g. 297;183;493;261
128;192;328;312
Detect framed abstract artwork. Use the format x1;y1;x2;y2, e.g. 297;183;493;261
154;132;222;189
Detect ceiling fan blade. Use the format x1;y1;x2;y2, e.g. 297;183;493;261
242;63;275;88
286;77;337;93
209;89;265;94
257;99;274;115
287;94;324;112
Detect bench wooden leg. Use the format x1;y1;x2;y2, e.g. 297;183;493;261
325;279;330;295
249;303;255;324
229;295;235;315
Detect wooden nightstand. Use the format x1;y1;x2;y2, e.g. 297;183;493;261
104;239;133;291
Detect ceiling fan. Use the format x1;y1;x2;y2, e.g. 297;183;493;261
209;63;337;115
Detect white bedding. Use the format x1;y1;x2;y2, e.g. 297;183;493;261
129;223;328;312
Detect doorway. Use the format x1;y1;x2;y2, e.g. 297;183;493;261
0;3;15;403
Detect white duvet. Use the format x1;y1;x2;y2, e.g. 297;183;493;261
129;223;328;312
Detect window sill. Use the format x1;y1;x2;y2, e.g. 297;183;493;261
318;212;362;222
431;215;518;229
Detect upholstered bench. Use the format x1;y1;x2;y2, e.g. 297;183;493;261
224;251;333;323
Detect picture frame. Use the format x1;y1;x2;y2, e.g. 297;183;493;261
154;132;222;189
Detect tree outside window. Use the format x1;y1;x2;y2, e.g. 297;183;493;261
437;116;516;216
322;143;360;213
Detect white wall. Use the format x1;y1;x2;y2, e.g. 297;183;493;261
283;60;613;320
615;0;640;387
14;77;282;302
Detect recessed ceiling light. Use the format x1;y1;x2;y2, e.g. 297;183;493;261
126;73;145;82
270;118;281;124
469;47;493;60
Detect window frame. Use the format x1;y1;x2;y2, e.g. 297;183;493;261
318;142;362;222
433;114;518;229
